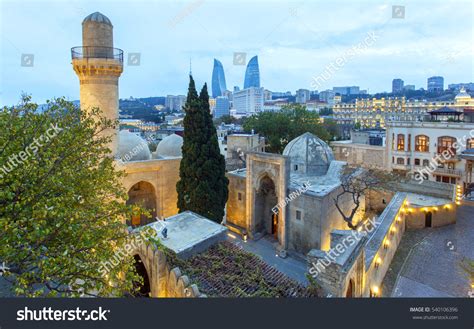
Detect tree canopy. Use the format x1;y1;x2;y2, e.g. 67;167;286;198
177;77;229;223
0;96;150;297
243;104;332;153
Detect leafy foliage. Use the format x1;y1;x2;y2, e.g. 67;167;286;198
176;76;229;223
0;96;149;297
243;103;332;153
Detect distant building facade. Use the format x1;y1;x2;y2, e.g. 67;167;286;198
392;79;404;93
165;95;186;111
296;89;310;104
233;87;264;116
427;76;444;92
214;96;230;119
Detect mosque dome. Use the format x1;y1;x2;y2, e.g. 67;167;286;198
82;12;112;26
455;87;471;101
117;130;151;162
283;132;334;176
154;134;183;158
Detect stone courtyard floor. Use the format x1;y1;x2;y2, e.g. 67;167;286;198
382;204;474;297
227;233;309;286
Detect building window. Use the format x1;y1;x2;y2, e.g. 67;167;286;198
396;157;404;165
414;158;420;166
422;159;430;167
407;158;410;165
467;138;474;150
392;156;395;163
408;134;411;151
438;136;457;155
397;134;405;151
296;210;302;220
392;133;395;150
294;165;298;171
415;135;429;152
238;192;242;201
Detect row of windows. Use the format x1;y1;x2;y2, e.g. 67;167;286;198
392;134;474;153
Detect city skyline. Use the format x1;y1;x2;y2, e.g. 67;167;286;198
1;0;473;106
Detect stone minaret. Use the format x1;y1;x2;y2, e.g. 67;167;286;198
72;12;123;156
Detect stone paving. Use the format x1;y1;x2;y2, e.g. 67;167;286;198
227;233;309;286
390;204;474;297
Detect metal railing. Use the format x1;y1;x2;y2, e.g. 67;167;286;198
71;46;123;63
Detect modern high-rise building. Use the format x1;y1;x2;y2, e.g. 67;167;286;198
233;87;264;115
427;76;444;92
295;89;310;104
213;96;230;119
211;58;227;98
392;79;404;93
332;86;360;96
243;56;260;89
165;95;186;111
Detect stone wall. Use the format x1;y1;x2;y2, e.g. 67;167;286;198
119;158;181;220
331;142;386;170
226;171;247;231
133;241;205;298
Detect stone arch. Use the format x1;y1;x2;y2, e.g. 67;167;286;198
345;278;354;298
132;254;151;297
127;181;157;227
254;174;279;240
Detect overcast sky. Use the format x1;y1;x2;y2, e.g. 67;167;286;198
0;0;473;105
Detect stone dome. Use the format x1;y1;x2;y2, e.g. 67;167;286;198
154;134;183;158
117;130;151;162
283;132;334;176
82;12;112;26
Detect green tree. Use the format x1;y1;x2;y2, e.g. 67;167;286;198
0;96;151;297
177;77;229;223
243;103;331;153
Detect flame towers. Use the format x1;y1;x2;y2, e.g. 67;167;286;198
211;59;227;98
243;55;260;89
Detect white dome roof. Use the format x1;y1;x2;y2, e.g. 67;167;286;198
283;132;334;176
117;130;151;162
83;12;112;26
155;134;183;158
455;87;471;100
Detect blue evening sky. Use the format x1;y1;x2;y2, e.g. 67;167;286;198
0;0;472;105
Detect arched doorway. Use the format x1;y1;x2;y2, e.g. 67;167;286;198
127;181;157;227
345;279;354;298
425;211;432;227
132;255;151;297
254;175;279;240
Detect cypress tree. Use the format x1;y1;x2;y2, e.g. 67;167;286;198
177;76;229;223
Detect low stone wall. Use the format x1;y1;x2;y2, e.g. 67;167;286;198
133;241;206;298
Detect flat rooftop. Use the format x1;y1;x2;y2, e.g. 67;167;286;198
142;211;227;258
406;192;451;207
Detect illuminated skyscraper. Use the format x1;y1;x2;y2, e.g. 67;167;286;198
243;56;260;89
212;59;227;98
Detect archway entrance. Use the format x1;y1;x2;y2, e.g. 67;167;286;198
127;181;157;227
132;255;151;297
345;279;354;298
425;211;432;227
255;175;279;240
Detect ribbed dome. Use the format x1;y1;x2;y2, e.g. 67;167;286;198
82;12;112;26
154;134;183;158
283;132;334;176
117;130;151;162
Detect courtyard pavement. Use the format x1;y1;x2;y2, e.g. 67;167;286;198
390;204;474;297
226;233;309;286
